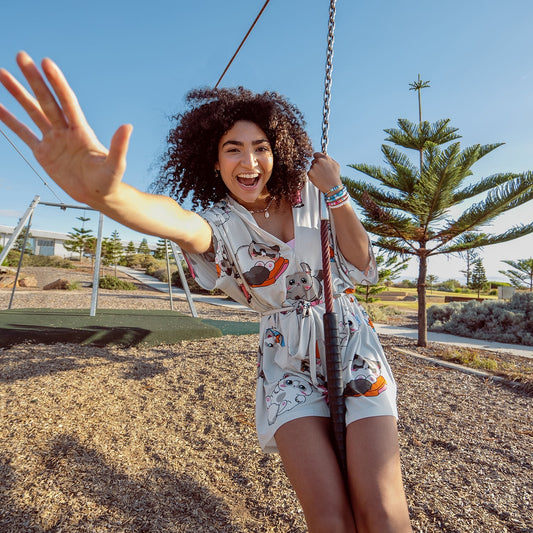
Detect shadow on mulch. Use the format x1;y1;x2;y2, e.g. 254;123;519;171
0;434;241;532
0;309;232;348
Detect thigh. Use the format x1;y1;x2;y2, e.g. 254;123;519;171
346;416;412;533
275;416;355;532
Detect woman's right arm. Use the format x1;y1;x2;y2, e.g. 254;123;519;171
0;51;212;254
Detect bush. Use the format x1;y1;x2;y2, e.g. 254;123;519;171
171;266;225;296
427;292;533;346
2;252;75;268
98;276;137;290
142;257;166;276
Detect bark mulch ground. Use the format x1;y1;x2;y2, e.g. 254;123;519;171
0;267;531;532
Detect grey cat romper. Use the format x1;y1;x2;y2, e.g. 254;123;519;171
183;180;398;453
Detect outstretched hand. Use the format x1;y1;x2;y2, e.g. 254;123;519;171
0;51;131;208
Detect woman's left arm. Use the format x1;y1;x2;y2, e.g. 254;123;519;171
307;153;371;271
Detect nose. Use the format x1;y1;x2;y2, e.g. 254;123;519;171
241;149;257;168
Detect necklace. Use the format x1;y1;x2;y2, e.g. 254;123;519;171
249;196;275;218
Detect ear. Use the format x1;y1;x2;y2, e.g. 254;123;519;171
214;161;220;171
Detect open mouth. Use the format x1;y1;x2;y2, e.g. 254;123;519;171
237;174;260;188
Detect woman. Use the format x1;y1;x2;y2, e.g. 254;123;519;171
0;52;412;532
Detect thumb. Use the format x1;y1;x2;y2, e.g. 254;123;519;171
107;124;133;172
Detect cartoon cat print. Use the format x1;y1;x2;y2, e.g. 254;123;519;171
343;354;387;397
285;262;323;305
266;374;313;425
239;241;289;288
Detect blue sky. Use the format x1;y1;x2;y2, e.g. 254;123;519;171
1;0;532;282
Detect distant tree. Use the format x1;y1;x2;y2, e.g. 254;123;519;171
356;254;409;302
457;232;482;286
154;238;171;260
439;279;462;292
427;274;438;294
138;238;151;255
13;226;33;255
344;77;533;346
102;230;123;276
125;241;136;256
499;258;533;292
470;258;488;297
63;216;93;261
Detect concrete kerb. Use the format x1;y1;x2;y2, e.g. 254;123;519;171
374;323;533;360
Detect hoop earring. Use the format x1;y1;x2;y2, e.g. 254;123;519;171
214;169;221;179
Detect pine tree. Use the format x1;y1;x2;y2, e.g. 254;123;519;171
138;238;151;255
499;258;533;291
102;230;123;277
63;216;93;261
343;76;533;346
470;258;488;297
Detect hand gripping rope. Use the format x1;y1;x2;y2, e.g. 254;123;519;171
319;0;347;477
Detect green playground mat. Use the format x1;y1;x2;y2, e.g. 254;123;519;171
0;308;258;348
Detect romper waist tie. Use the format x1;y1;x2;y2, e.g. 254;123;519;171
261;300;327;388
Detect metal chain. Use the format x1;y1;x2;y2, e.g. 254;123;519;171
321;0;337;154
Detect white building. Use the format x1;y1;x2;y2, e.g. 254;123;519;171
0;225;156;258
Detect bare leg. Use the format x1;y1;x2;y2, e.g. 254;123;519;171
275;416;356;533
346;416;412;533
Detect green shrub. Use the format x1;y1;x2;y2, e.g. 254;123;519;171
143;257;166;276
171;267;225;296
98;276;137;290
427;293;533;346
66;281;82;290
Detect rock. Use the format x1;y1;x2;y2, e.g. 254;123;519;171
19;276;38;288
43;278;70;290
0;275;16;288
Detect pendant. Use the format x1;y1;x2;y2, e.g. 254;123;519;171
264;211;270;218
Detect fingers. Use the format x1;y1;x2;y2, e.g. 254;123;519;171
41;57;88;128
16;51;68;129
0;103;40;148
0;64;53;134
107;124;133;173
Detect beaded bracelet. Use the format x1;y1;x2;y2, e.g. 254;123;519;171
325;185;348;202
329;195;350;209
326;184;343;196
326;191;350;208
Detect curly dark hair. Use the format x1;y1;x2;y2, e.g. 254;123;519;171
155;87;313;209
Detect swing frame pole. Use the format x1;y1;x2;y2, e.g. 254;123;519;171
319;0;347;476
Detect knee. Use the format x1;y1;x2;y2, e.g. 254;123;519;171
353;499;412;533
304;503;355;533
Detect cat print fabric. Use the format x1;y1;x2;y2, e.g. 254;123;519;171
184;180;397;453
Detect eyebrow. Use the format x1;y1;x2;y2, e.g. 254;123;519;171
221;138;270;148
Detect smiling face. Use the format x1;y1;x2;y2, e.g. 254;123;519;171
215;120;274;209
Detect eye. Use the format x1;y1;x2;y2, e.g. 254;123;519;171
285;379;293;385
288;279;295;285
301;277;307;283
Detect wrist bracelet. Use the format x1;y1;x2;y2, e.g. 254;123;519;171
326;184;343;196
329;196;350;209
325;185;348;202
326;191;350;207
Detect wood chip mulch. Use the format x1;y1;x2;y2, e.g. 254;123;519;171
0;268;532;532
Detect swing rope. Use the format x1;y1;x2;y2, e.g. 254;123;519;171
319;0;347;477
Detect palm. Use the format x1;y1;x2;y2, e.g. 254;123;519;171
0;52;130;206
344;117;533;346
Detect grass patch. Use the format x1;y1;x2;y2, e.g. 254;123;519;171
439;346;533;392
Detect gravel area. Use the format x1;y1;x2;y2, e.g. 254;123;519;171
1;267;532;532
